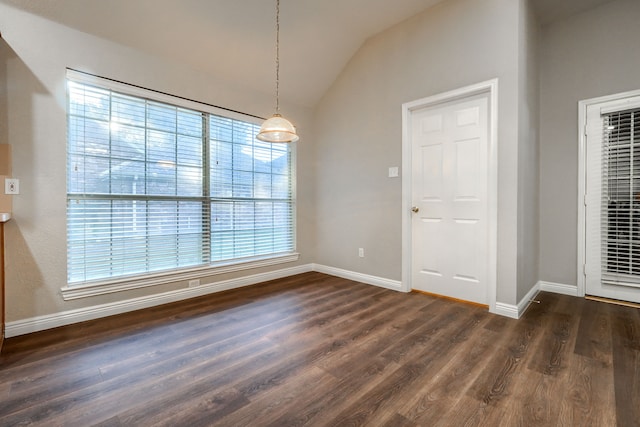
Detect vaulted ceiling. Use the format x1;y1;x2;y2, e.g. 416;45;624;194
1;0;614;108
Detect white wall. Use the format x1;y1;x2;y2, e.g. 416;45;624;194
313;0;524;305
0;3;315;322
539;0;640;286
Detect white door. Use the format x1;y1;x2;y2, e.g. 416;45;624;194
410;94;489;305
585;95;640;303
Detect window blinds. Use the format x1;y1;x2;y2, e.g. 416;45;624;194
208;116;294;263
67;74;294;286
602;107;640;287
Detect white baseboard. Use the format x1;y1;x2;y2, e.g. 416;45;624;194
3;265;579;338
311;264;404;292
5;264;403;338
491;280;578;319
493;302;519;319
493;282;541;319
538;281;578;296
5;264;313;338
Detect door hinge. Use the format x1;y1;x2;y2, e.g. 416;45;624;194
584;194;588;206
583;263;587;276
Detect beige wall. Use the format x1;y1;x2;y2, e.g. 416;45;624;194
0;3;315;322
0;143;11;213
313;0;526;305
539;0;640;286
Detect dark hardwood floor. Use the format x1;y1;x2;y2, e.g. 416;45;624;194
0;272;638;426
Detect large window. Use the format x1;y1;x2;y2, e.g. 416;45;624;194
66;71;295;288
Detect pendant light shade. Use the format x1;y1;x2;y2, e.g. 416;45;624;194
257;113;299;143
259;0;299;144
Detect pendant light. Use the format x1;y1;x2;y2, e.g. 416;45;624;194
257;0;299;143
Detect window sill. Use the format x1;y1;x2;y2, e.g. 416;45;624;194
60;252;300;300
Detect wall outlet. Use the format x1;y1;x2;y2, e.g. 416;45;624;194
188;279;201;287
358;248;365;258
388;167;399;178
5;178;19;195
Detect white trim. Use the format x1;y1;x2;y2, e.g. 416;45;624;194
577;88;640;299
7;264;313;338
494;283;541;319
401;79;499;313
5;265;582;338
493;281;578;320
539;280;578;297
312;264;404;292
600;98;640;115
493;302;520;319
61;253;300;300
517;283;542;317
7;264;402;337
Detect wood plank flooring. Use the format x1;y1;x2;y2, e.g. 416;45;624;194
0;272;638;426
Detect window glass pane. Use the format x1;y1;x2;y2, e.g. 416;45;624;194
68;82;110;121
148;200;178;271
178;135;203;167
271;147;290;175
148;130;177;164
254;173;272;198
272;174;291;199
74;155;111;194
111;160;146;195
603;110;640;279
211;201;234;262
147;162;177;196
211;139;233;169
68;116;110;156
233;142;253;172
67;76;293;285
255;201;274;254
112;94;146;127
177;166;203;197
233;201;255;257
253;141;273;173
112;124;145;160
210;116;233;143
178;109;203;137
234;121;255;145
233;170;254;198
211;168;233;198
147;102;177;132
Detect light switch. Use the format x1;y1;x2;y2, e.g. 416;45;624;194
388;167;399;178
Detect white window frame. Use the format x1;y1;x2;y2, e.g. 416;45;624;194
62;70;298;300
578;88;640;298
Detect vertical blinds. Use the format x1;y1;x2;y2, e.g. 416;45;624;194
601;107;640;287
67;77;294;286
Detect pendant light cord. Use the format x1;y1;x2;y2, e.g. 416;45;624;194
275;0;280;113
257;0;299;143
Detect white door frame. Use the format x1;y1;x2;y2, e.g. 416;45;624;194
401;79;498;313
577;88;640;298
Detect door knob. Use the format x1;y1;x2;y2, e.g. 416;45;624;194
411;206;419;213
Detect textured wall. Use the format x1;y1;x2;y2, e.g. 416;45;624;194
313;0;523;304
539;0;640;286
516;0;540;301
0;4;315;322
